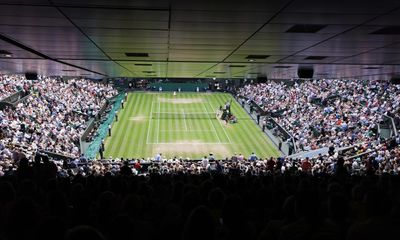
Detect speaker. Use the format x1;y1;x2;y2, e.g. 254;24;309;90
297;68;314;78
257;77;268;83
25;72;38;80
390;77;400;85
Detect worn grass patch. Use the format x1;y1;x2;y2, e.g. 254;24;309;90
158;97;204;104
129;115;146;122
153;140;230;158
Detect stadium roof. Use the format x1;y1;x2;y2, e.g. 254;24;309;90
1;0;400;80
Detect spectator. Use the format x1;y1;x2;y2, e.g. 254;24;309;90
249;152;258;161
120;161;132;176
301;158;312;173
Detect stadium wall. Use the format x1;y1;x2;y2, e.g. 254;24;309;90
149;82;208;91
79;118;96;154
79;100;110;154
84;93;124;159
0;90;30;109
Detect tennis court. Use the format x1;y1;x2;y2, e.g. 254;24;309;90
103;92;279;159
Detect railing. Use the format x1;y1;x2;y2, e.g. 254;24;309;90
384;114;398;136
79;100;114;155
0;101;15;110
342;137;398;161
377;123;381;136
268;117;297;154
39;150;75;161
0;90;30;109
235;95;296;155
13;91;31;105
79;118;96;154
333;95;397;139
84;93;125;159
345;150;374;161
4;143;75;161
1;90;24;103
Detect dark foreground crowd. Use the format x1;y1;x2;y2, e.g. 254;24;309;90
0;153;399;240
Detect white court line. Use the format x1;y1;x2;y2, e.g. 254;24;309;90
181;109;188;131
146;100;154;144
157;99;161;144
159;130;216;132
151;111;216;114
207;100;232;144
202;102;222;143
153;142;230;145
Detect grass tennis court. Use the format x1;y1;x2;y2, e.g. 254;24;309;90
103;92;279;159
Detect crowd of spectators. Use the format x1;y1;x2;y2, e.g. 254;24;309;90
0;74;31;99
238;79;400;151
0;152;399;240
0;75;118;160
1;133;398;179
56;144;400;177
0;76;400;239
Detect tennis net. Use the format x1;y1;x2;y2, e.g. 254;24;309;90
151;111;217;119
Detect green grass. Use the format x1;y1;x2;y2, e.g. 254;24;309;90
103;92;279;159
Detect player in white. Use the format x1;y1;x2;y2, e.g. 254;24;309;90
216;108;221;119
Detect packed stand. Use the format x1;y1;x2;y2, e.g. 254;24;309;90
238;79;400;151
0;76;118;159
4;133;394;179
0;74;32;100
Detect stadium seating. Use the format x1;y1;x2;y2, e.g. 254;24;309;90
1;74;400;240
0;75;118;160
0;74;31;100
238;79;400;151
